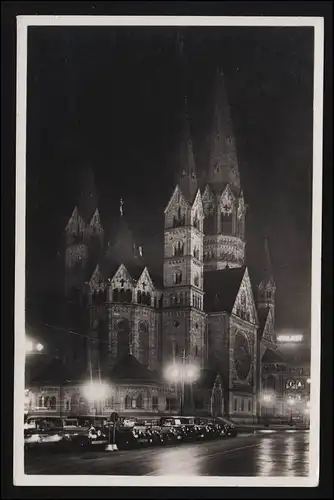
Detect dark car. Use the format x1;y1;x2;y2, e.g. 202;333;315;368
216;417;238;437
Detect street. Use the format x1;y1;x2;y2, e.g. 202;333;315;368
25;430;309;477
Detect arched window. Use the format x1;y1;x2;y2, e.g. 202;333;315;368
193;246;200;260
174;240;184;257
195;345;198;357
126;289;132;302
113;288;119;302
117;319;131;358
221;212;233;235
137;290;142;304
194;274;199;287
138;321;149;365
136;394;144;409
119;288;126;303
124;395;131;409
38;396;44;408
65;399;71;411
146;292;151;306
179;293;184;305
174;271;182;285
50;396;57;410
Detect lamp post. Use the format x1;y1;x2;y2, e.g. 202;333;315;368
164;358;199;416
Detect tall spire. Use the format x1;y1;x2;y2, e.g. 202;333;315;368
77;165;99;223
207;68;240;194
261;236;274;286
176;96;198;203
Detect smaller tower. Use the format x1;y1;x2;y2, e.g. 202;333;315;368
257;237;276;325
64;166;104;298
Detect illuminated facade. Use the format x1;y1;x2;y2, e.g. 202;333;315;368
26;69;291;423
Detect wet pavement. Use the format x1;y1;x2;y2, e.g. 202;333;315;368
25;431;309;477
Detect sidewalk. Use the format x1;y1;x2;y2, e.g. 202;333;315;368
236;424;309;434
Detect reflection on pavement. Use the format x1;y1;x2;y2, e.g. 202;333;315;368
152;446;202;476
257;438;274;476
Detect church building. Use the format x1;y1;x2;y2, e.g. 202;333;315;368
26;69;281;423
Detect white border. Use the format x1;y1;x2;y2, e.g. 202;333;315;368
14;15;324;488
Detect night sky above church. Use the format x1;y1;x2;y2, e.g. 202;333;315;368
26;26;314;337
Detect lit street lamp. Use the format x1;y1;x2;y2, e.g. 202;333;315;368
83;380;109;421
164;359;199;416
306;378;311;384
26;338;44;355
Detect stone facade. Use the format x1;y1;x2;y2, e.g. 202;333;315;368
27;69;288;423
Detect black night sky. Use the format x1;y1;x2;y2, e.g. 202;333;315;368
26;26;314;337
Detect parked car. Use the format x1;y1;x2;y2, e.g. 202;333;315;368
216;417;238;437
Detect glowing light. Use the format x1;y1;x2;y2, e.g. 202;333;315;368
184;364;199;382
262;394;273;403
306;400;311;408
164;363;200;383
304;408;310;415
287;398;295;406
164;364;180;382
36;343;44;352
306;378;311;384
83;381;109;401
25;340;33;353
277;334;304;343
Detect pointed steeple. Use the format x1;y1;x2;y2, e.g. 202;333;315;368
208;68;240;194
77;165;99;223
261;236;274;286
105;198;144;272
176;96;198;203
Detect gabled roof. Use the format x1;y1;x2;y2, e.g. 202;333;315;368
108;354;161;384
258;308;270;340
204;267;246;313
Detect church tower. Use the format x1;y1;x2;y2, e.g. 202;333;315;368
162;97;206;371
257;237;276;335
64;166;104;299
202;69;247;271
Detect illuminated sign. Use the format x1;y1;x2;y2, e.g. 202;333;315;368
277;334;304;343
